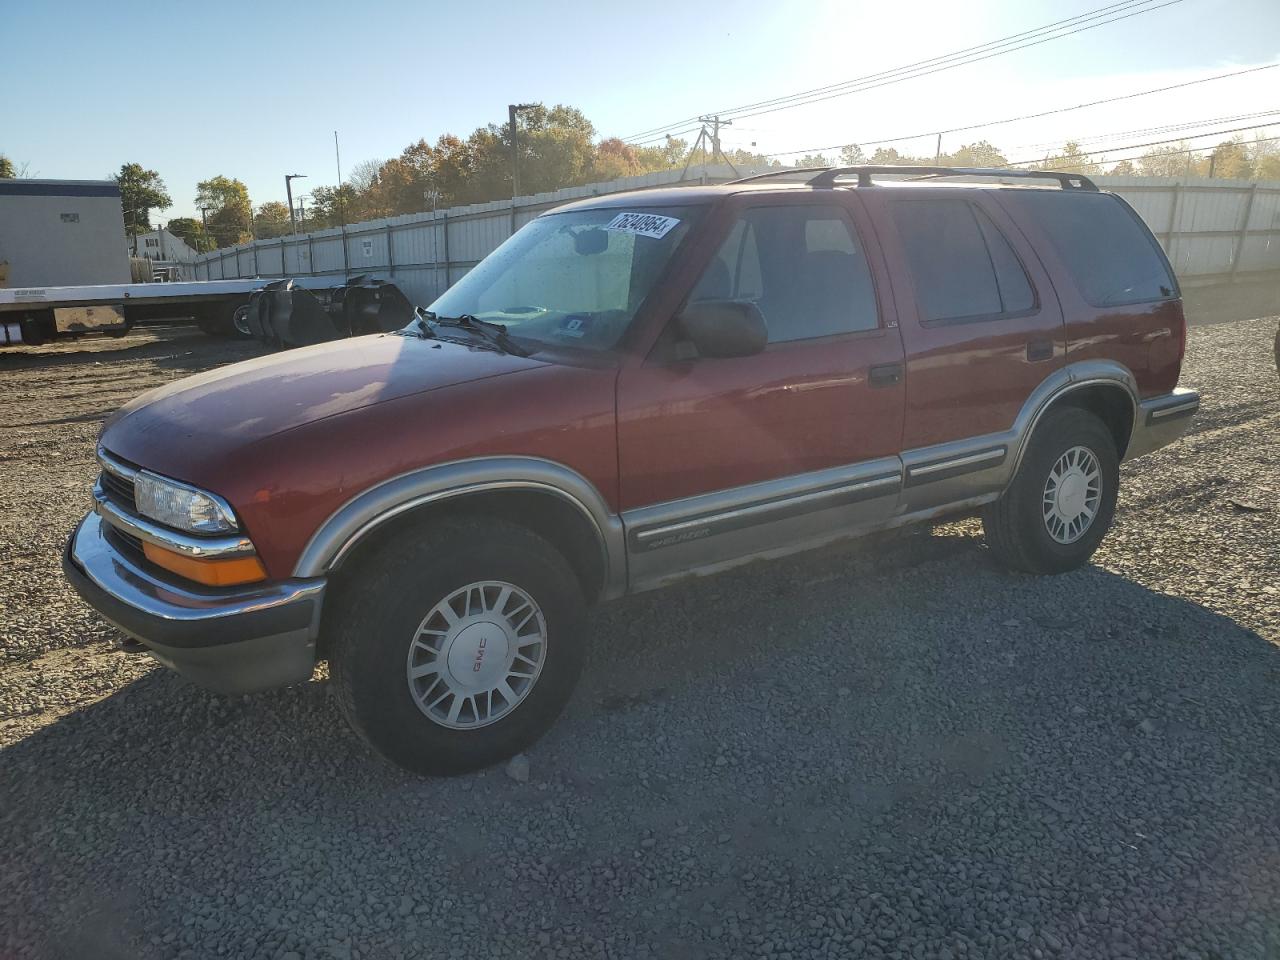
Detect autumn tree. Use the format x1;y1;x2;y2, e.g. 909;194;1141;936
590;138;646;180
111;163;172;239
1042;140;1103;175
839;144;866;165
253;200;292;239
869;147;913;164
0;155;14;179
1250;136;1280;180
306;183;362;229
195;175;252;245
635;134;690;171
1137;142;1206;178
720;146;780;176
165;216;213;252
939;140;1008;167
1109;159;1137;175
1207;138;1251;179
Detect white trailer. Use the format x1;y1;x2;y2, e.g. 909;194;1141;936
0;275;340;345
0;179;132;289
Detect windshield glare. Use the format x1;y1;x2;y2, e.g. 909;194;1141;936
424;205;701;352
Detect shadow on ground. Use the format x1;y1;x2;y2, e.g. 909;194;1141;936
3;532;1279;959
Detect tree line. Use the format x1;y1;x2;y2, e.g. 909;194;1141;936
7;102;1279;254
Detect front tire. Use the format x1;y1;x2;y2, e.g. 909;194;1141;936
983;407;1119;574
328;516;586;775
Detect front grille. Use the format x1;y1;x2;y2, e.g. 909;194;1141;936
103;523;146;563
99;469;136;510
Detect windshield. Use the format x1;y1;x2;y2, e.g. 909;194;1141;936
424;205;702;352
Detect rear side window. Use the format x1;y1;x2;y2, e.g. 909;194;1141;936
1017;192;1175;307
891;199;1035;323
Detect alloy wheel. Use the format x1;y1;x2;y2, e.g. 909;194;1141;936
1042;445;1102;545
405;581;547;729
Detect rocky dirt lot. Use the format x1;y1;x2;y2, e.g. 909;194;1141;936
1;318;1278;960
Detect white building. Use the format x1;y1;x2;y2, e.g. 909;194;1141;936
132;227;199;263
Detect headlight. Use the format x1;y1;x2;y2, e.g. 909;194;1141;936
134;471;238;534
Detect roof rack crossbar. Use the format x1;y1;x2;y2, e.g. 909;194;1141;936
726;166;835;184
806;165;1098;191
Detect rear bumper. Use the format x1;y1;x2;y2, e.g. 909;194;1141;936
63;512;324;694
1126;388;1200;460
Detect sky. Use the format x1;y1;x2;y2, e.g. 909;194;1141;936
3;0;1278;220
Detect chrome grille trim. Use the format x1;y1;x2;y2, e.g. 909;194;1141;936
96;446;139;483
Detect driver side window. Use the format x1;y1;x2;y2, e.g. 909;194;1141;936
687;205;878;343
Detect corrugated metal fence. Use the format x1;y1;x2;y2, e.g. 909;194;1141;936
189;169;1280;303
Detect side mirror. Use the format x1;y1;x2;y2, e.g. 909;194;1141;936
675;299;767;359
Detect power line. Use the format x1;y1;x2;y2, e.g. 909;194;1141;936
624;0;1183;143
1002;119;1280;167
624;0;1155;140
1006;107;1280;153
760;62;1279;158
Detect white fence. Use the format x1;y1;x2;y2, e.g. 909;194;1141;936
189;169;1280;304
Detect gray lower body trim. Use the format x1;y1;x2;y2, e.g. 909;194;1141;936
632;471;900;551
1126;388;1200;460
623;458;903;592
898;436;1016;516
903;445;1007;487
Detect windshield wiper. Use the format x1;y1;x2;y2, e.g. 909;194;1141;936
429;312;531;357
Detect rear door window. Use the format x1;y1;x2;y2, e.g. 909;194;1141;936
1016;191;1176;307
890;198;1035;323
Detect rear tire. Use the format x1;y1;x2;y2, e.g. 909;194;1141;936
983;407;1119;574
196;300;253;339
327;516;586;775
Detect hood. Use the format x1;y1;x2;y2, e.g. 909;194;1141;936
101;333;545;480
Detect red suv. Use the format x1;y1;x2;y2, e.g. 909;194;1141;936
65;166;1199;774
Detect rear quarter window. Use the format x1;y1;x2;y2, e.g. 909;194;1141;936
1015;192;1176;307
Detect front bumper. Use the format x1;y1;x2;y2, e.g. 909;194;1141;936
1125;387;1201;460
64;512;325;694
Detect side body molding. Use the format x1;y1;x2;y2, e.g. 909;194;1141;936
895;358;1139;516
293;456;627;599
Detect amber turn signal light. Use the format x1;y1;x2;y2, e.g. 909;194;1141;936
143;542;268;587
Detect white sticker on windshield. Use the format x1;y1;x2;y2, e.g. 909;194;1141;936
605;212;681;239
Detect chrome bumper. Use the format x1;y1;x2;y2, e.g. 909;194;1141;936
1126;388;1201;460
63;512;325;694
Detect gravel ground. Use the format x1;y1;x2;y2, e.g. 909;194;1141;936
1;317;1278;960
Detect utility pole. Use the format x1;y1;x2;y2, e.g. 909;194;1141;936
696;115;738;179
335;130;349;277
509;103;536;199
285;174;307;235
935;133;943;163
693;116;738;181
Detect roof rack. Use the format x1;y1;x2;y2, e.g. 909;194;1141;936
805;165;1098;191
727;166;832;184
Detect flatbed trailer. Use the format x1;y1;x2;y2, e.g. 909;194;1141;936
0;276;339;345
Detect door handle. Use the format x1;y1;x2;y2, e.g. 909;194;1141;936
1026;339;1054;362
869;362;903;388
